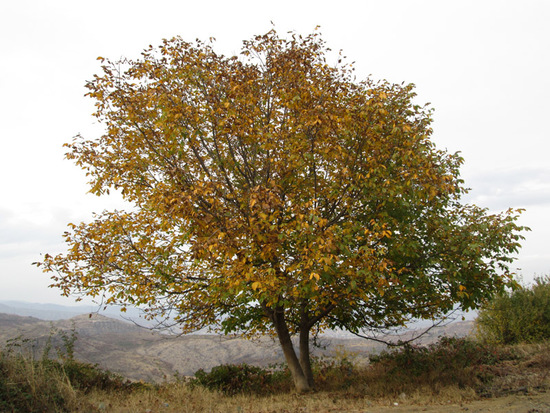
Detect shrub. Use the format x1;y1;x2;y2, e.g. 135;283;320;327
55;358;133;392
0;348;78;412
477;276;550;344
366;336;508;393
310;351;357;391
191;363;290;395
370;336;501;372
0;328;139;412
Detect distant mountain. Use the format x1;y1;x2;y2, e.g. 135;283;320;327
0;300;157;326
0;300;98;320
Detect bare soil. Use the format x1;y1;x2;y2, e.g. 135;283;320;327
353;392;550;413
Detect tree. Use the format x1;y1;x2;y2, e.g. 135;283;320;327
37;30;527;392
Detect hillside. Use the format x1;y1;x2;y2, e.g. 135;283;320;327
0;312;474;382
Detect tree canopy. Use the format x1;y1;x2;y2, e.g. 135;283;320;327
37;30;527;392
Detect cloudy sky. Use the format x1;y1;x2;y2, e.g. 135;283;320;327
1;0;549;306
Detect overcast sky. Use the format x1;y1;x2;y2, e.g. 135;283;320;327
1;0;549;306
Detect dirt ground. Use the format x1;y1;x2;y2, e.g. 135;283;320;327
363;391;550;413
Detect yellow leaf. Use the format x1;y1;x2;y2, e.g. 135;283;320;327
309;272;320;281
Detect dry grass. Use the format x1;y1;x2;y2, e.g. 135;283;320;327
76;384;479;413
0;350;80;412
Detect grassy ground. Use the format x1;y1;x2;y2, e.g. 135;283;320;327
1;337;549;412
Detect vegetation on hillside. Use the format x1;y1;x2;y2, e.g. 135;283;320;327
2;331;549;412
0;332;138;412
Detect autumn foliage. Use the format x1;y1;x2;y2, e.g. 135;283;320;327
37;30;526;392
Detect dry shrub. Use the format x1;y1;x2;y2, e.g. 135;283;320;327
0;331;139;412
356;336;508;398
0;349;79;412
476;341;550;397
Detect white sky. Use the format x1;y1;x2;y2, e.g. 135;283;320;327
1;0;549;305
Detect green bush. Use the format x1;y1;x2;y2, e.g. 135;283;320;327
477;276;550;344
191;363;290;395
53;358;133;392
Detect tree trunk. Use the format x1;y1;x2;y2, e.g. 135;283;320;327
272;308;312;393
299;325;314;388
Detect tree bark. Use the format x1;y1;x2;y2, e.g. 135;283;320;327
272;307;312;393
299;325;314;388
